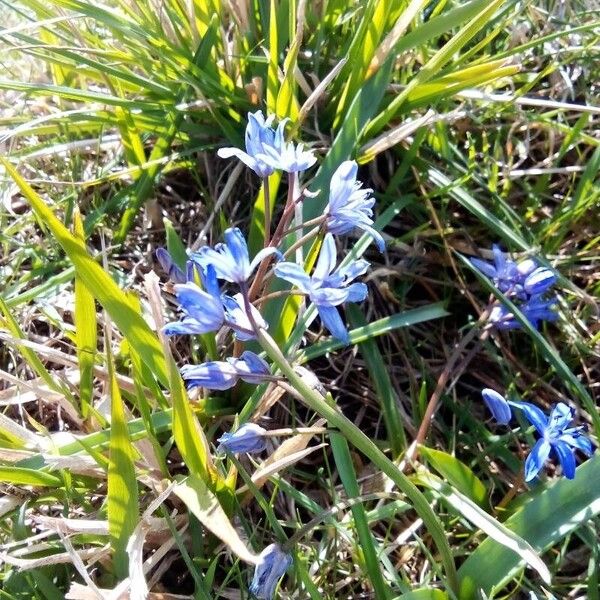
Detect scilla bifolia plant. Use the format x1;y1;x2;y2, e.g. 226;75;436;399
157;111;461;597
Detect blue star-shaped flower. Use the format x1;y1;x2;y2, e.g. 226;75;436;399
274;234;368;344
162;265;225;335
217;110;316;176
519;401;594;481
217;111;278;178
191;227;280;285
325;160;384;251
480;389;594;482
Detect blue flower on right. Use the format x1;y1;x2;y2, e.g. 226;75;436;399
470;245;558;330
480;390;594;481
519;401;594;482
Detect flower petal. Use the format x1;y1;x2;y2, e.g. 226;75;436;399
174;282;224;325
329;161;358;212
273;262;312;293
180;361;238;390
511;401;548;435
524;439;551;482
313;234;337;281
222;293;267;341
492;244;506;273
470;257;497;279
332;258;370;284
156;248;186;283
249;246;283;276
218;423;267;454
560;431;594;456
223;227;250;273
546;402;573;437
553;439;576;479
311;287;349;306
217;147;261;174
524;267;556;295
249;544;292;599
345;282;368;303
235;351;271;384
357;223;385;252
163;318;214;336
317;305;349;344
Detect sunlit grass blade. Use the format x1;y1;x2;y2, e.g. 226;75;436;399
366;0;506;135
73;208;97;419
416;470;551;586
107;349;139;580
420;447;487;508
173;473;258;565
297;303;449;362
333;0;394;125
0;466;62;487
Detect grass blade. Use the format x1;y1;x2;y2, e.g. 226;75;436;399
416;470;551;586
346;305;407;455
107;350;139;580
330;432;392;599
73;208;97;419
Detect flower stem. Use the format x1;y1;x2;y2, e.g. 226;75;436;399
281;215;326;236
256;327;459;594
282;226;321;260
263;177;271;247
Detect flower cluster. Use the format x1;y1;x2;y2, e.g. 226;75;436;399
481;389;593;481
157;110;387;599
471;245;558;330
155;109;596;600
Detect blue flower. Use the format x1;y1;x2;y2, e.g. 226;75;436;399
274;234;368;343
217;422;268;454
481;388;513;424
516;401;594;481
250;544;292;599
181;350;271;391
217;111;316;176
489;295;558;330
217;111;278;178
325;161;384;251
163;265;225;335
258;119;316;173
191;227;280;285
471;244;540;297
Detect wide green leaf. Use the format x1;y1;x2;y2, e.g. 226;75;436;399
420;447;487;508
416;471;551;588
458;455;600;596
